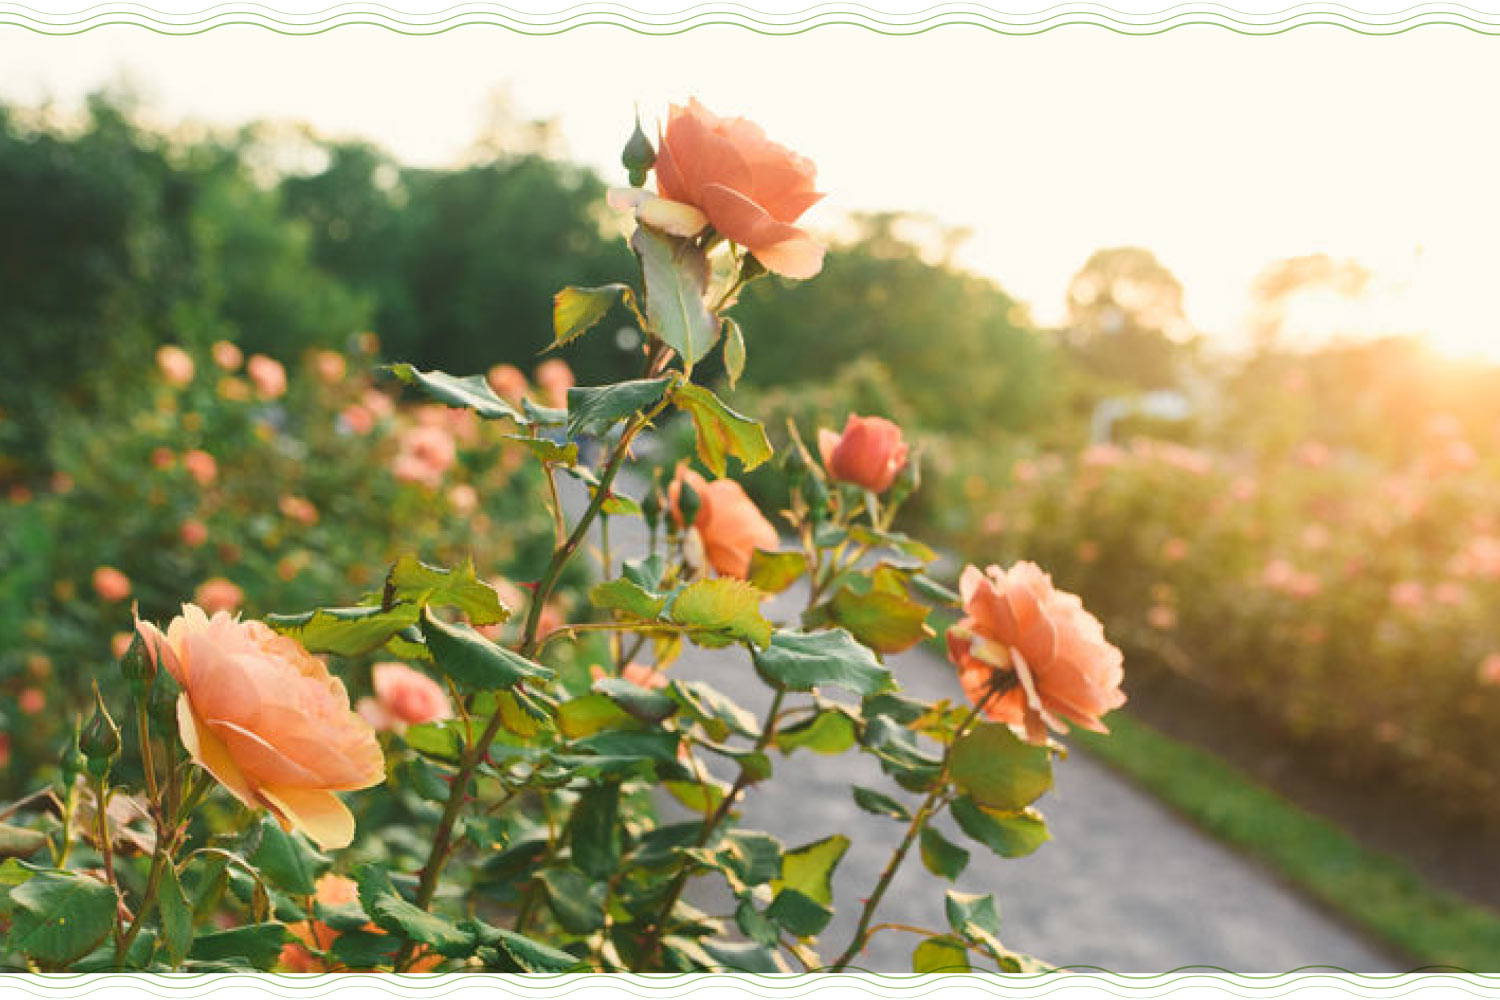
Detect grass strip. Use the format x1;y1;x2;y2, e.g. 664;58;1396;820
1072;711;1500;971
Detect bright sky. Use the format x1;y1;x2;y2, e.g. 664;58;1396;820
3;27;1497;358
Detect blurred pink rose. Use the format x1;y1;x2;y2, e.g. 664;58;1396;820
487;364;528;404
151;447;175;471
534;359;574;411
1161;538;1189;562
1478;654;1500;687
180;519;209;548
19;688;45;715
135;604;384;849
279;495;319;526
357;662;453;733
157;345;196;387
340;404;376;436
195;577;244;614
311;350;347;385
93;566;132;602
448;483;479;515
946;562;1126;745
392;425;457;489
248;355;287;400
211;341;243;371
1389;580;1425;611
1146;605;1177;630
183;449;218;487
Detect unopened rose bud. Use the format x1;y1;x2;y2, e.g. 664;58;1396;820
80;686;121;777
642;486;663;532
60;723;85;790
781;442;810;489
119;630;155;695
622;114;656;188
803;473;830;523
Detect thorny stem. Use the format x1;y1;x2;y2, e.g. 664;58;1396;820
829;674;1017;973
396;393;674;971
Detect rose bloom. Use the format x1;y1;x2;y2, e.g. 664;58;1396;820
279;873;441;972
647;99;824;279
817;414;909;493
392;425;457;489
247;355;287;400
356;662;453;734
195;577;245;615
1147;604;1177;630
19;688;45;715
668;466;779;579
1478;654;1500;688
279;495;320;526
339;403;376;436
487;363;528;404
183;449;218;487
1161;538;1189;562
136;604;384;849
1389;580;1426;611
534;359;574;411
311;350;347;385
92;566;132;602
211;340;243;371
156;345;195;387
111;632;135;659
180;518;209;548
945;562;1126;745
447;483;479;515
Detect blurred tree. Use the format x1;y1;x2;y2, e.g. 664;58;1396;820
1248;253;1371;348
1061;246;1192;392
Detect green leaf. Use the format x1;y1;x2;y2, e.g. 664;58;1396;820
765;888;831;938
945;890;1005;957
355;864;474;957
913;935;971;973
736;899;780;947
670;382;773;477
388;556;511;626
593;677;678;724
330;928;398;969
557;694;636;739
402;719;466;762
505;434;579;466
746;549;808;595
622;554;665;591
774;835;849;907
589;577;666;620
669;681;758;742
553;284;631;350
265;604;420;658
468;921;583;972
670;577;773;648
702;938;784;973
158;863;195;968
852;786;911;821
420;608;554;693
920;824;971;881
863;715;943;792
384;364;527;423
567;377;674;438
722;317;747;389
950;722;1053;812
7;869;119;966
250;816;328;897
631;225;718;366
539;868;606;934
753;628;894;696
774;709;857;755
822;567;932;655
570;782;621;879
0;823;47;860
951;798;1051;859
188;923;289;970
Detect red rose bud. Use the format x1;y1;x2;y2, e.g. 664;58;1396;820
818;414;910;493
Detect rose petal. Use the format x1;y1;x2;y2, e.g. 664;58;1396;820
258;786;357;851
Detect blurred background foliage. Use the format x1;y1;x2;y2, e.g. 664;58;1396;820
3;91;1500;846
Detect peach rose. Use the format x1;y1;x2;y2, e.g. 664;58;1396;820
183;449;218;487
135;604;385;849
534;359;574;412
946;562;1125;745
818;414;909;493
156;345;196;387
19;688;45;715
195;577;244;615
180;519;209;548
279;873;441;972
212;341;244;371
648;99;824;279
668;466;778;580
311;350;347;385
340;404;376;436
248;355;287;400
93;566;132;602
356;663;452;733
279;495;319;527
392;425;456;489
487;364;528;404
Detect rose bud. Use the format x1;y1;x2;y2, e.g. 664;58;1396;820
818;414;910;493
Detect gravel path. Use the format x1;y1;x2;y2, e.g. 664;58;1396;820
558;473;1400;972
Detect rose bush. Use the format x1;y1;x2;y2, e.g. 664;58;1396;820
0;104;1122;975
